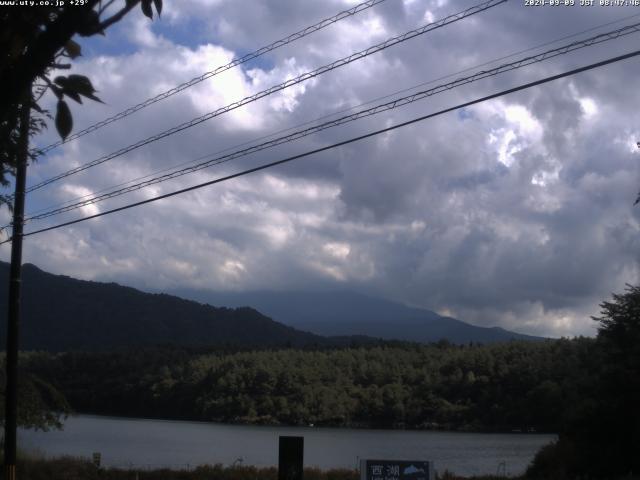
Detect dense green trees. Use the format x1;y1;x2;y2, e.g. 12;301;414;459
22;339;597;432
0;355;69;431
16;284;640;479
527;285;640;479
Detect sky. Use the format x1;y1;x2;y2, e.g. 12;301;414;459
1;0;639;338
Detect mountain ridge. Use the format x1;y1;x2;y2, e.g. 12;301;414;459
0;262;327;351
170;289;545;344
0;262;543;351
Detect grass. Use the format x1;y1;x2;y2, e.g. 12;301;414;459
7;455;522;480
12;456;359;480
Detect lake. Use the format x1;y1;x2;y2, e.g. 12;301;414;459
19;415;555;477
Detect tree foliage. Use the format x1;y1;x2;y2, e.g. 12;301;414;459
0;0;162;203
0;356;70;431
22;339;597;433
528;285;640;479
0;0;162;429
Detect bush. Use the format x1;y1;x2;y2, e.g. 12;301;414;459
525;439;579;480
10;456;360;480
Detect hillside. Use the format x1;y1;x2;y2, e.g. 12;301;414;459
0;262;543;351
0;262;326;351
22;339;590;431
171;290;544;344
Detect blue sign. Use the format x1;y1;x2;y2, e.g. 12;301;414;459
360;459;434;480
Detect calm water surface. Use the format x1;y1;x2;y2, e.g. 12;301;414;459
19;415;555;477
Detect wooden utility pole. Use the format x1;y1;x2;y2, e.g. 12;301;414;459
4;89;31;480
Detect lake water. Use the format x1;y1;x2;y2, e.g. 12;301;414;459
19;415;555;477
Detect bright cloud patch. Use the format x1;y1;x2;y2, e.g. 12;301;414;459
484;102;543;167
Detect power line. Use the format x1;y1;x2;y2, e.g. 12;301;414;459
26;0;505;193
26;11;640;219
20;21;640;224
4;48;637;244
32;0;390;156
21;0;506;196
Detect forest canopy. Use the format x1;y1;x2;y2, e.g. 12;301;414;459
22;338;595;433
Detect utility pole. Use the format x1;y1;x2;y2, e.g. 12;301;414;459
4;89;31;480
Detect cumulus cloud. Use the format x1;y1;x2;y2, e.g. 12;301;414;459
2;0;639;337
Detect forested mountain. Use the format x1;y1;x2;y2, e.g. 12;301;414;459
0;262;326;351
5;263;637;478
172;289;544;343
22;338;593;432
0;262;541;352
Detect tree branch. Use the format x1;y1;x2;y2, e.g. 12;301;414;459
98;0;141;31
0;1;101;122
98;0;118;15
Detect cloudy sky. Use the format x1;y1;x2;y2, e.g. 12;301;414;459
2;0;639;337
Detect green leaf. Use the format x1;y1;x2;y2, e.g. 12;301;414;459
53;76;67;87
64;90;83;104
65;74;95;95
76;10;101;37
153;0;162;16
83;92;104;104
141;0;153;19
62;74;103;102
50;85;64;100
64;39;82;59
55;100;73;140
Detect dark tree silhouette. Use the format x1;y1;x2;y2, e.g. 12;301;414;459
589;285;640;476
0;0;163;430
0;0;162;204
528;285;640;478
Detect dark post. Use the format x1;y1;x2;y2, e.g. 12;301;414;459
278;436;304;480
4;90;31;480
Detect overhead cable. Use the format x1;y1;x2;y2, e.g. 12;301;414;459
21;21;640;223
4;48;638;244
27;11;640;218
33;0;390;156
22;0;507;195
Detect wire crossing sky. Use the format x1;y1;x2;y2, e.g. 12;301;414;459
33;0;390;156
22;0;507;196
19;21;640;225
6;48;638;243
23;11;640;219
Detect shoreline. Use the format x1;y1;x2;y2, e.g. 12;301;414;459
61;412;557;435
19;415;552;477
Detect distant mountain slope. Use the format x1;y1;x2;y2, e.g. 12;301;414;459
0;262;326;351
171;290;545;344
